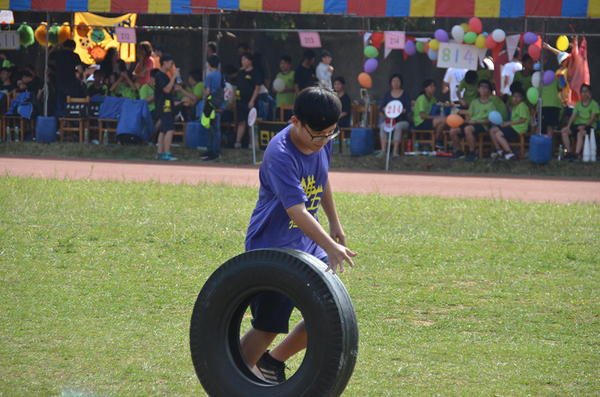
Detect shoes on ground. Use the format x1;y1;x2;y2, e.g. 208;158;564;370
163;152;177;161
234;142;242;149
450;150;465;160
491;150;504;160
435;140;444;150
255;350;286;384
465;152;477;163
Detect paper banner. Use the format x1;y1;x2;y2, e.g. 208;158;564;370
74;12;137;65
298;32;321;48
385;47;393;59
385;31;405;50
371;32;384;50
505;34;520;60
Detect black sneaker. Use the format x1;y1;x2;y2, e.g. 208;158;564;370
202;153;220;161
570;153;580;162
465;152;477;163
200;151;214;160
255;350;286;384
435;140;444;150
450;150;465;160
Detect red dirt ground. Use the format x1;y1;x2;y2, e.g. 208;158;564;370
2;156;599;204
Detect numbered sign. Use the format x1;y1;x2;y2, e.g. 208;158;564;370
436;43;478;71
384;32;405;50
383;118;396;133
298;32;321;48
224;82;234;102
0;32;18;49
248;108;257;127
115;27;136;44
384;100;403;119
0;11;14;24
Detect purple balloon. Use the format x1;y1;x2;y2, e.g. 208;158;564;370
435;29;449;43
524;32;538;45
364;58;378;73
543;70;556;86
405;40;416;56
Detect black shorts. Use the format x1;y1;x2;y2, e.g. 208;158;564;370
499;126;519;142
236;102;250;122
251;256;329;334
151;108;160;122
458;123;486;138
542;107;560;130
569;124;591;135
160;113;175;133
415;119;434;130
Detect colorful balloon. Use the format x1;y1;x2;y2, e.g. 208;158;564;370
17;23;35;48
358;72;372;89
429;39;440;51
534;62;540;71
488;110;503;125
364;45;379;58
446;114;464;128
469;18;483;34
451;25;465;43
435;29;449;43
528;43;541;61
58;23;71;43
424;41;430;53
428;49;438;61
416;41;425;53
464;31;477;44
556;35;569;52
405;40;416;56
492;29;506;43
273;78;285;92
543;70;556;86
527;87;539;104
475;33;486;49
35;22;48;46
364;58;378;73
523;32;538;45
48;25;59;46
460;23;470;33
485;34;496;49
531;72;541;87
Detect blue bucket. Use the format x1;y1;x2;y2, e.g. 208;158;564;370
35;116;56;143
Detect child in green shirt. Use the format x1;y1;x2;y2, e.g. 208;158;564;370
449;79;496;162
413;79;448;148
511;54;535;107
109;71;139;99
457;70;479;108
561;84;599;161
489;88;530;160
273;55;296;110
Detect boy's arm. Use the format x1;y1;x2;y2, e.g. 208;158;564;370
162;71;179;94
286;201;357;275
562;112;577;132
320;180;346;246
248;85;260;109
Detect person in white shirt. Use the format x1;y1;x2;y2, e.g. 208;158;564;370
316;50;334;88
442;68;467;103
501;50;522;96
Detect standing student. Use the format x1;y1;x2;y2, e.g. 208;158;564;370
241;82;357;384
315;50;334;88
200;55;225;161
273;55;296;117
294;50;317;94
333;77;351;128
234;52;262;149
154;53;179;161
443;67;467;104
501;50;522;96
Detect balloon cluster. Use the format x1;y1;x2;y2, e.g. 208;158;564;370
523;31;542;61
358;45;378;88
34;22;71;47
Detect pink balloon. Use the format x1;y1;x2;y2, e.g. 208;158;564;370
543;70;556;85
364;58;378;73
469;18;482;34
528;43;541;61
485;34;496;49
524;32;538;45
435;29;449;43
405;40;416;56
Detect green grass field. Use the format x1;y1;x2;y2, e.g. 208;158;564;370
1;176;599;396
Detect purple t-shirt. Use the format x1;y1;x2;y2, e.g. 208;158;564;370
245;125;332;259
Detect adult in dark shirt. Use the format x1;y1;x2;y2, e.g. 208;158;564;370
49;39;85;113
333;76;351;128
294;49;317;94
23;64;44;96
234;52;261;149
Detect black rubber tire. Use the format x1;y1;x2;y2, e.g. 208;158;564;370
190;248;359;397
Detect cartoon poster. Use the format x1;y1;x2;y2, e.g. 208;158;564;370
74;12;137;65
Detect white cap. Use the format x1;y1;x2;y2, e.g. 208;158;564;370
558;52;569;65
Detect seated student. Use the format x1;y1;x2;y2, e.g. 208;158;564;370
175;69;203;120
0;67;16;93
561;84;599;162
110;70;139;99
87;70;108;97
489;87;530;161
457;70;479;108
378;74;410;157
449;79;496;162
273;55;296;119
413;79;447;150
333;76;351;128
541;73;566;136
490;94;509;124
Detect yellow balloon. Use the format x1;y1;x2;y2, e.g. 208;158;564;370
475;33;486;49
556;35;569;52
460;23;470;33
429;39;440;51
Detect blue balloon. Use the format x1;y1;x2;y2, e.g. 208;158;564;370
483;32;488;37
534;62;540;71
488;110;503;125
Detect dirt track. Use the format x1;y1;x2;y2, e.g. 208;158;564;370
1;156;599;204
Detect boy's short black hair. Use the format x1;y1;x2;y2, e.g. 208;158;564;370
320;50;332;59
510;81;524;95
93;69;105;78
389;73;403;85
155;44;167;54
302;50;316;61
189;69;203;83
241;52;253;62
478;79;492;89
522;54;532;64
334;76;345;85
581;84;592;92
237;42;251;51
294;82;342;132
150;69;160;78
207;42;217;53
62;39;76;49
465;71;478;84
160;53;173;65
280;55;292;64
207;55;220;68
512;87;526;98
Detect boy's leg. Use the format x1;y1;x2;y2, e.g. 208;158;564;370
157;132;165;154
269;320;307;363
449;127;462;149
433;116;447;140
496;131;511;153
212;112;222;156
236;122;247;146
464;125;476;152
241;328;279;368
575;128;587;154
562;129;572;152
489;127;500;150
164;130;174;154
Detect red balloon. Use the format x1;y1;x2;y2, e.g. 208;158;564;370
485;34;496;49
469;18;483;34
424;41;430;54
528;43;541;60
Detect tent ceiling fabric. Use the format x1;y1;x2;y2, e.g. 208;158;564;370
5;0;600;17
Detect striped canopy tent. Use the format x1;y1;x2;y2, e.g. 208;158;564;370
4;0;600;17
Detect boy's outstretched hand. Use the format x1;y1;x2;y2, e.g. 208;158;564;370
324;243;357;275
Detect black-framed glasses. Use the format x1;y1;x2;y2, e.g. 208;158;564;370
302;124;341;142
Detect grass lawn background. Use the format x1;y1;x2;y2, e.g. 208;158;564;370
1;176;599;396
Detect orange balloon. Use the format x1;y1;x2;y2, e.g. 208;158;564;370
358;72;372;89
446;114;464;128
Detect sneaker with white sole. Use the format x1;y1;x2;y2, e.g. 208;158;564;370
503;153;517;161
491;150;504;160
234;142;242;149
163;152;178;161
255;350;286;384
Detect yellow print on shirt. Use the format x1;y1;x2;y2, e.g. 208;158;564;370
289;175;323;229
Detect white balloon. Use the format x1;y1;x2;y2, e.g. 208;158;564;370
531;71;541;88
224;82;234;101
273;78;286;93
451;25;465;42
492;29;506;43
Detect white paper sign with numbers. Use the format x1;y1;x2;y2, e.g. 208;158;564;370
436;43;478;71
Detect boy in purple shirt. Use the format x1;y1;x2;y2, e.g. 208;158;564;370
241;82;357;383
